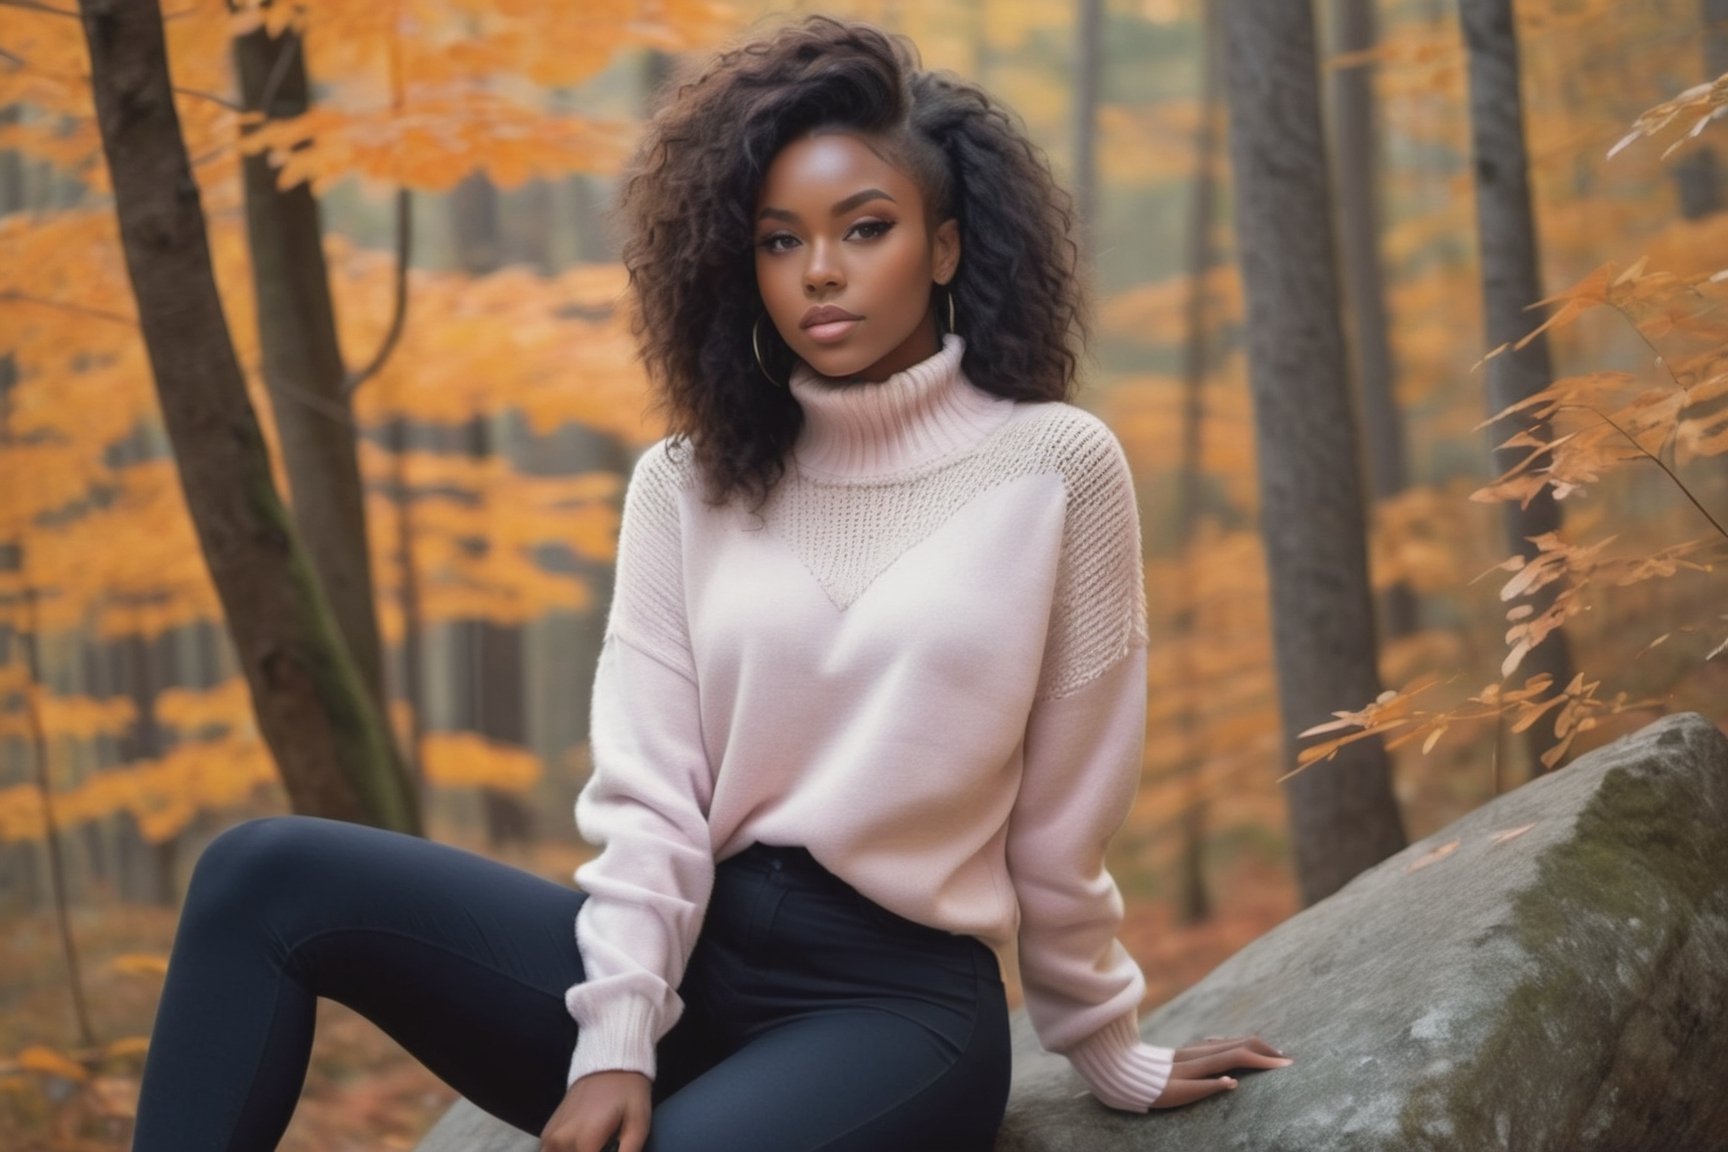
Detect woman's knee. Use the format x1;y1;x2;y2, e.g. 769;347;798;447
184;815;323;921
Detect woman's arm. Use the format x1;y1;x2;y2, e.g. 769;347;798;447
1007;644;1178;1110
562;442;715;1089
1004;416;1288;1111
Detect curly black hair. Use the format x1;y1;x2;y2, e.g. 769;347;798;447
615;15;1087;507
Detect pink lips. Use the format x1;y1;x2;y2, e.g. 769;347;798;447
800;305;861;343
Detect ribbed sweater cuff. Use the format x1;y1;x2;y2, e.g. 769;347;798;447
566;996;660;1089
1067;1013;1175;1111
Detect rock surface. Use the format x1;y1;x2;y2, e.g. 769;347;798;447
416;711;1728;1152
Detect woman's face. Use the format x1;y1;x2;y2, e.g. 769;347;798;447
754;131;960;383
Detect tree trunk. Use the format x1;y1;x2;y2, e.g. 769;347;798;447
1171;0;1225;927
232;27;401;761
0;120;45;915
451;173;504;276
0;106;24;211
76;0;419;834
464;416;533;851
447;175;532;848
1327;0;1418;640
567;174;614;264
1673;0;1728;218
388;416;429;787
1220;0;1408;905
1072;0;1104;259
1459;0;1577;774
125;632;179;904
501;178;555;273
19;566;96;1048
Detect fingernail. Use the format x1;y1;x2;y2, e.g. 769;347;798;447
1224;1077;1238;1089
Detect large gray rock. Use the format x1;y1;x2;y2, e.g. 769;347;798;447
1001;710;1728;1151
416;711;1728;1151
417;1097;537;1151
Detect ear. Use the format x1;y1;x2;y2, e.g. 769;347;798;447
931;217;961;286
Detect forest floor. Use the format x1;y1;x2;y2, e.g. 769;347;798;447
0;839;1297;1151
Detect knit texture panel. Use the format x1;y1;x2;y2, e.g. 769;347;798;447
607;441;697;678
757;404;1147;700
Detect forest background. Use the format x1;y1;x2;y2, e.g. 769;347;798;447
2;0;1726;1147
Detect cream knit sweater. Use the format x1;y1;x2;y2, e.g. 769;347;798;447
564;334;1174;1111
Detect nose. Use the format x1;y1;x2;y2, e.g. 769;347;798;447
803;239;844;296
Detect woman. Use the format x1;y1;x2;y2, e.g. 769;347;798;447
130;16;1289;1152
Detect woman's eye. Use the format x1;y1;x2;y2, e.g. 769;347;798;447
758;233;798;254
848;220;894;241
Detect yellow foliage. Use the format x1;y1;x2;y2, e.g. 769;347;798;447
1370;480;1501;596
1133;525;1285;839
104;1037;152;1061
16;1046;88;1083
337;255;659;443
1608;72;1728;162
155;677;257;735
1097;102;1220;186
420;731;543;791
1103;361;1259;512
982;0;1071;53
0;687;136;743
239;99;636;194
1328;15;1462;104
1100;266;1243;347
110;953;171;978
0;734;275;845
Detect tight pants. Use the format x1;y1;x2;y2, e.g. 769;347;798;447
130;815;1012;1151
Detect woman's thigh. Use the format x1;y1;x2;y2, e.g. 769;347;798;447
648;997;1010;1152
652;851;1012;1150
178;815;594;1133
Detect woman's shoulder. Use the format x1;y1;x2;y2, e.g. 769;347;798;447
988;398;1133;490
626;436;702;494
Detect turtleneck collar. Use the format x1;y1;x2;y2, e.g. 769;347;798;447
787;335;1017;480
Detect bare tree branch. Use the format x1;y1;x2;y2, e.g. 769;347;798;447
0;0;78;18
344;188;414;397
0;290;134;325
173;84;241;111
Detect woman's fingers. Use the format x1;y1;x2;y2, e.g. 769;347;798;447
1173;1046;1293;1081
1150;1076;1239;1109
1179;1034;1284;1060
617;1090;652;1152
541;1071;652;1152
1142;1033;1294;1110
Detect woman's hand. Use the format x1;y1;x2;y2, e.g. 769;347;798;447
1150;1034;1292;1109
540;1069;652;1152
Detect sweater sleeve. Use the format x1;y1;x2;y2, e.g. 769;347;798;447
564;441;715;1088
1003;418;1174;1112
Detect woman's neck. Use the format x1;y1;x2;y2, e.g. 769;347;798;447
787;335;1017;479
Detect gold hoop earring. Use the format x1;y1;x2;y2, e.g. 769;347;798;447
751;315;782;387
946;288;957;335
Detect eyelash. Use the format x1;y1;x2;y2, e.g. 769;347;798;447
758;219;896;254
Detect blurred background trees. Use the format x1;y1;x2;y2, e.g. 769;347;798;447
2;0;1725;1144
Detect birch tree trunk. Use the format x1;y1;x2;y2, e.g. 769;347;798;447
1221;0;1408;905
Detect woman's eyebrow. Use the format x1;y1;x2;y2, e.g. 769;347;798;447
756;188;898;224
831;188;896;214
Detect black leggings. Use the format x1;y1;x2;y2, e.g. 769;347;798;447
130;815;1011;1151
